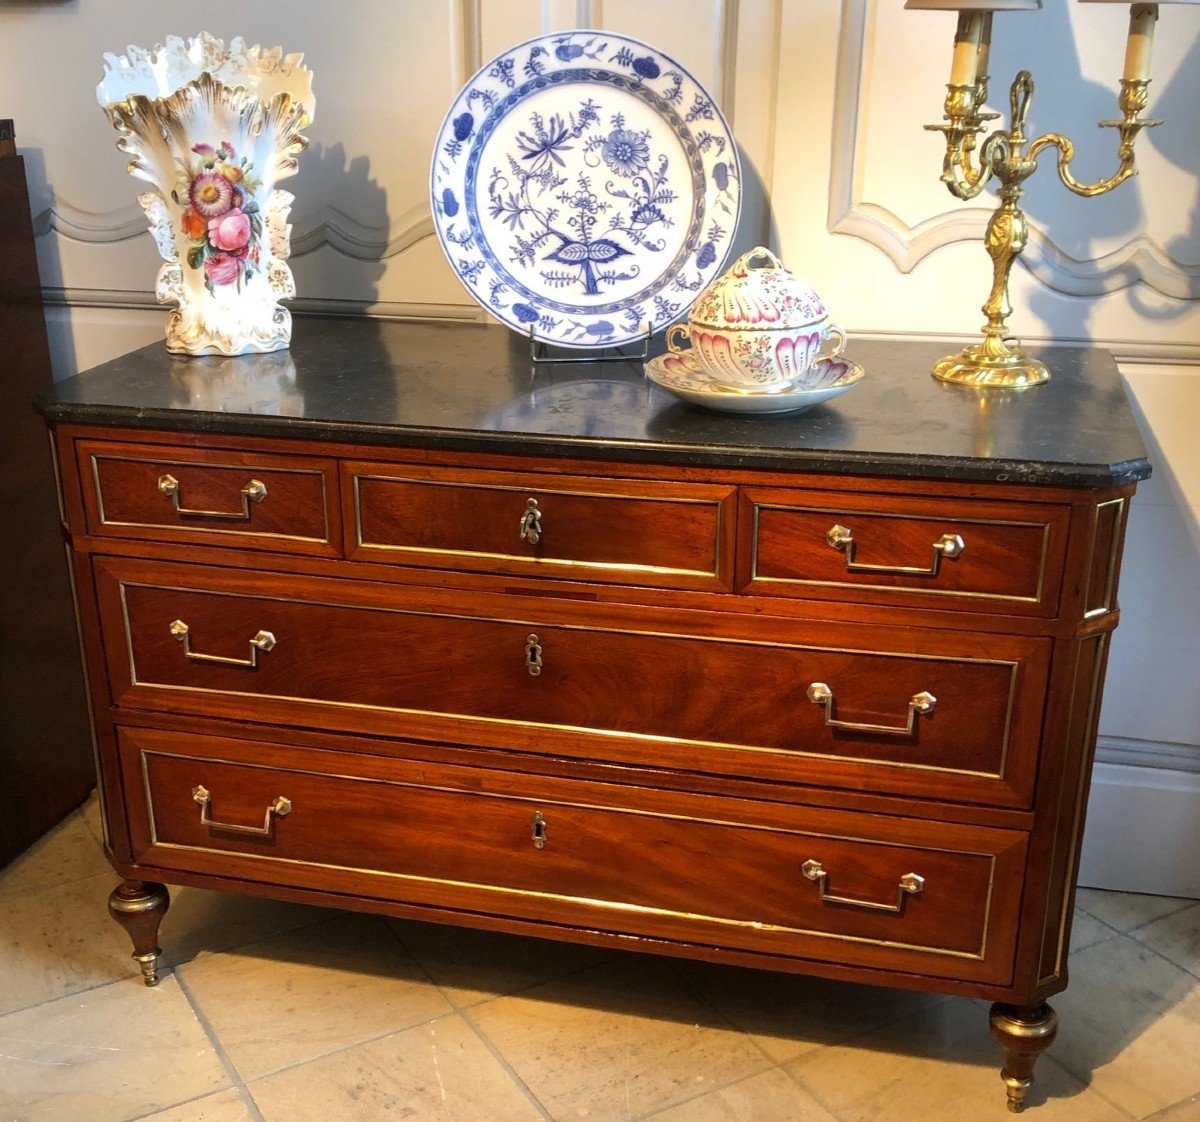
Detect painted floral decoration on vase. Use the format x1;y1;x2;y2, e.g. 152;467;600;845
97;34;315;356
178;141;264;292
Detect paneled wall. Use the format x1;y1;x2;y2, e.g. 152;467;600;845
2;0;1197;894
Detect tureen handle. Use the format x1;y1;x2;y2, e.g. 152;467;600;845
733;246;785;274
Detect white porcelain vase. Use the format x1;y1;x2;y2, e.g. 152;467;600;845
97;33;315;356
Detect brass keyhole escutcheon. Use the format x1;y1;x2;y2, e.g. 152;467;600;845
519;497;542;545
525;633;543;677
531;810;548;850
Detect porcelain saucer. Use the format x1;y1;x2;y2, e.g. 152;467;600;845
645;352;864;414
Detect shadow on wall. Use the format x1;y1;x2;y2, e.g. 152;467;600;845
287;140;389;314
1009;0;1139;347
1130;29;1200;325
18;144;79;378
1010;2;1200;343
730;140;776;261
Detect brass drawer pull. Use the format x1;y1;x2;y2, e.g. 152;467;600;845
192;785;291;836
158;472;268;520
525;633;543;677
826;523;964;576
518;497;542;545
170;619;276;668
802;859;924;913
806;682;937;736
531;810;548;850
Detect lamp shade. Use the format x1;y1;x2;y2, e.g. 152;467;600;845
905;1;1041;9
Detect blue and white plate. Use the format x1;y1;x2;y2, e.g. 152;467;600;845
431;30;741;349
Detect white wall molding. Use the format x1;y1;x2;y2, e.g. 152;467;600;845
40;286;487;324
715;0;739;120
1096;735;1200;774
1079;762;1200;897
827;0;1200;301
37;294;1200;365
847;326;1200;367
451;0;483;86
34;200;435;262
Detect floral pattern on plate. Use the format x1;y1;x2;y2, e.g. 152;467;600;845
432;31;740;349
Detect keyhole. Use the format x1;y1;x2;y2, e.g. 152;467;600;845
531;810;547;850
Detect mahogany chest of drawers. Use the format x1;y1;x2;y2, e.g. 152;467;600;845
38;320;1150;1112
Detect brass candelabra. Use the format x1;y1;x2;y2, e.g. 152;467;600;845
924;6;1164;388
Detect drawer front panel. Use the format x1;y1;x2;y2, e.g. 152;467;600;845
741;488;1069;615
98;559;1049;808
347;463;735;591
121;727;1027;983
78;440;338;556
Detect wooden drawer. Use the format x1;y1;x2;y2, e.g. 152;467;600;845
77;440;339;557
120;726;1027;984
345;461;736;592
739;488;1070;616
97;558;1050;808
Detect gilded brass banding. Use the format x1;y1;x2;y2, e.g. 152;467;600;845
749;504;1052;604
138;747;998;962
352;474;725;580
1083;498;1126;619
90;454;331;544
117;581;1021;782
1038;632;1108;987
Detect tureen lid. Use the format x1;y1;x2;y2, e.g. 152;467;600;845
689;247;828;329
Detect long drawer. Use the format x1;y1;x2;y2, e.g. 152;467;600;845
96;557;1050;808
119;726;1027;984
345;461;737;592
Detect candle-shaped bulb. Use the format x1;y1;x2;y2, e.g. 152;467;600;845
976;12;995;82
950;10;986;87
1123;3;1158;82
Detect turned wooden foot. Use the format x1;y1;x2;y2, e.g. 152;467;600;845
989;1002;1059;1113
108;880;170;986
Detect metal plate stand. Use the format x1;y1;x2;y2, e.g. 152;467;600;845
529;324;652;366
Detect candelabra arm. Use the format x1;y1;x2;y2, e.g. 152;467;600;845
925;83;1001;201
1027;79;1160;199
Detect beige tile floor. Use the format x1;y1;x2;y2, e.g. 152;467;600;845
2;796;1198;1122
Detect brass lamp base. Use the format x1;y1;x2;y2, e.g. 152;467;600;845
932;340;1049;389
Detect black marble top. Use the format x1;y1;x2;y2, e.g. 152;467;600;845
37;317;1150;488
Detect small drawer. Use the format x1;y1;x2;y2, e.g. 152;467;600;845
345;461;736;591
121;726;1028;984
739;488;1070;616
77;440;340;557
97;557;1050;809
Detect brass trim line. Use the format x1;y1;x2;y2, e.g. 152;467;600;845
138;747;1000;963
116;581;1023;782
749;503;1053;604
90;454;332;544
352;473;726;580
1083;498;1127;619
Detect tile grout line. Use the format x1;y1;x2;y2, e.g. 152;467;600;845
173;968;268;1122
778;1064;852;1122
384;920;556;1121
1141;1088;1200;1122
1039;1053;1140;1121
123;1086;245;1122
0;970;144;1021
1122;899;1199;932
1119;924;1200;983
0;899;343;1022
655;957;854;1122
242;1007;463;1086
